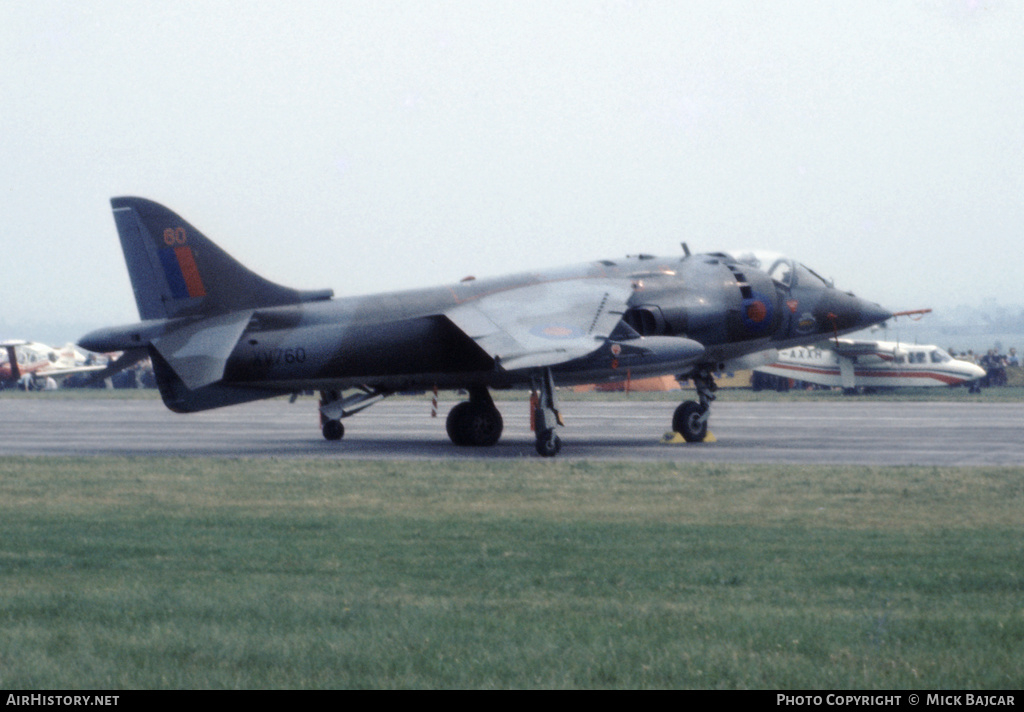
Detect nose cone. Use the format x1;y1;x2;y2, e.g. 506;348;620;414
961;361;987;382
817;292;891;335
857;300;894;332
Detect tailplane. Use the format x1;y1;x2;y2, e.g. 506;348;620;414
110;197;332;320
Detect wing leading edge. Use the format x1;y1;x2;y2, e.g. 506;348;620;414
445;279;634;371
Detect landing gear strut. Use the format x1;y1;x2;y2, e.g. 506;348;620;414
673;369;717;442
320;390;344;441
532;368;563;457
319;387;388;441
446;387;504;447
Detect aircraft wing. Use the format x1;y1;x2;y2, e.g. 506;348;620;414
74;348;151;387
446;279;634;370
755;361;843;387
36;364;108;378
827;339;892;363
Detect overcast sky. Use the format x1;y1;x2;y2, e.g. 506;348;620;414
3;0;1022;342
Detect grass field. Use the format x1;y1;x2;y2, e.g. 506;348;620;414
0;456;1021;689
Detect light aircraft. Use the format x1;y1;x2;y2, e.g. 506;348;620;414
1;340;106;389
79;199;891;455
753;339;986;392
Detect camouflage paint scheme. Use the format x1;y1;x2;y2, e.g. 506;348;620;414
80;198;891;455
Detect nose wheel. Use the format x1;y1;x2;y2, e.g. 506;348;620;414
672;400;708;442
672;369;716;442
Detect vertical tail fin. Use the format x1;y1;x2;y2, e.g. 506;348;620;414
110;197;333;320
2;342;22;383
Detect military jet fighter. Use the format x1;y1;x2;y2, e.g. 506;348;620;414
753;339;986;392
79;199;891;456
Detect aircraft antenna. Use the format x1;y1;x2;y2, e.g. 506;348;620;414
891;308;931;321
889;308;931;350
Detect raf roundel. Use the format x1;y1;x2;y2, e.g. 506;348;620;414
530;324;585;340
741;292;774;332
746;300;768;323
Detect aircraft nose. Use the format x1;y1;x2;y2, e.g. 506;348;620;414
858;300;893;331
818;292;891;334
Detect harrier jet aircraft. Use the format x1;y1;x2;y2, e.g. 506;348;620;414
79;199;891;455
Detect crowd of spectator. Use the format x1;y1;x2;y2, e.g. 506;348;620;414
950;347;1019;387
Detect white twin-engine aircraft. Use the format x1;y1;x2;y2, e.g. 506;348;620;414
754;338;985;391
1;340;106;389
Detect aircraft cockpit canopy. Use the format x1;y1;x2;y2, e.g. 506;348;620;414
724;250;834;290
896;347;953;365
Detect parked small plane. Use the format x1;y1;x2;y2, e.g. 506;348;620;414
79;198;891;455
753;339;986;392
1;340;106;389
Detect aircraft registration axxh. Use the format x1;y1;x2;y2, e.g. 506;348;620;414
80;198;891;456
754;338;986;391
1;340;105;389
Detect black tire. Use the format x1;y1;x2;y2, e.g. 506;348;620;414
465;403;503;447
447;402;503;447
322;419;344;441
672;401;707;443
535;430;561;457
446;402;473;445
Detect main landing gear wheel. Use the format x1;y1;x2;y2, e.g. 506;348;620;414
446;401;504;447
672;401;708;443
322;419;344;441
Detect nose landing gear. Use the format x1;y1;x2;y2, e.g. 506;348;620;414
672;368;717;442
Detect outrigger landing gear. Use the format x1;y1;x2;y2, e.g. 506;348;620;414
322;417;345;441
446;386;504;447
532;368;563;457
320;390;344;440
672;368;717;442
319;387;388;441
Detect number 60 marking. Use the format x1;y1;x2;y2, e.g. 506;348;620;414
163;227;187;245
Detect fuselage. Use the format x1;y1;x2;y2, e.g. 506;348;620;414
210;252;890;393
760;340;986;388
80;239;891;414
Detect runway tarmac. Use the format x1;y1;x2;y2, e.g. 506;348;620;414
3;396;1023;465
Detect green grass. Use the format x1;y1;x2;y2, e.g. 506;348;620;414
1;457;1022;689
